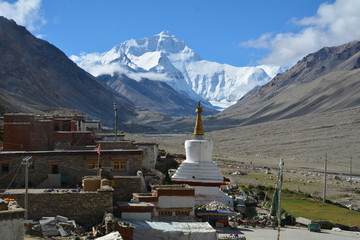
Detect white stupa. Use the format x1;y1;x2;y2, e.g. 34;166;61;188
172;102;233;206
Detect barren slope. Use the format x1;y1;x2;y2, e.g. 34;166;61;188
0;17;135;124
216;41;360;127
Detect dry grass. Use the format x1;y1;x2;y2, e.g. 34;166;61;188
282;198;360;227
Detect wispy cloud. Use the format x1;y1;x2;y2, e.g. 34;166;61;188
241;0;360;66
0;0;45;31
70;53;173;82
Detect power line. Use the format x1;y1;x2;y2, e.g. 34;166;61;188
0;162;23;198
323;153;327;204
0;162;23;181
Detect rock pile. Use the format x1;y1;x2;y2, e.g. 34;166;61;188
93;213;133;239
202;201;233;211
28;215;84;237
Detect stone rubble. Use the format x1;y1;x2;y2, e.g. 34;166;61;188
92;213;133;239
27;215;85;238
202;201;233;211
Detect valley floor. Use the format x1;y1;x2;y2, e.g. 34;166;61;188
128;106;360;219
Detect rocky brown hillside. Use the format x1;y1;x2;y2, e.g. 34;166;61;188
98;74;218;117
215;41;360;127
0;17;135;125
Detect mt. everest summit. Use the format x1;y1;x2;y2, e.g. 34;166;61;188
71;31;284;110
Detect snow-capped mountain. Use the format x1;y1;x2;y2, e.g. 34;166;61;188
71;31;284;109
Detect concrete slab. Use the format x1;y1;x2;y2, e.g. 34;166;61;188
296;217;311;225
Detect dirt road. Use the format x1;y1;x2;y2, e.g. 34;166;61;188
217;226;360;240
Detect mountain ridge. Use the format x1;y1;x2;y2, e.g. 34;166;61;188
215;40;360;127
97;73;218;116
0;16;136;126
72;31;283;109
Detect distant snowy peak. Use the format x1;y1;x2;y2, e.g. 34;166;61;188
110;30;201;62
72;31;200;76
71;31;285;110
177;60;273;108
258;64;287;79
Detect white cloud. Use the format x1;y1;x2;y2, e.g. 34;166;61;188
35;33;45;39
241;0;360;66
71;52;172;82
0;0;45;31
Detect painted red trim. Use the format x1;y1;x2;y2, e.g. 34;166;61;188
171;180;222;187
111;159;128;162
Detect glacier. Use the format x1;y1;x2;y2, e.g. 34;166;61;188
71;30;284;110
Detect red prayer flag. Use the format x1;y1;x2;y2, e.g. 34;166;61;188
97;144;101;154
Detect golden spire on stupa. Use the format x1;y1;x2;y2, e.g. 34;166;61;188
194;101;204;140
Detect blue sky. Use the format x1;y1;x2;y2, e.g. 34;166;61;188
1;0;360;66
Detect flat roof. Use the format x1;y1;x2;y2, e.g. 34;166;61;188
117;201;155;207
0;149;143;157
121;220;216;233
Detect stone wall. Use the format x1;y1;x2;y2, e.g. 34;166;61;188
100;141;135;150
113;176;142;203
0;149;143;188
0;208;25;240
135;143;158;171
2;191;113;226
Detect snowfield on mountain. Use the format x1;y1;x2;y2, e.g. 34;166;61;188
71;31;284;109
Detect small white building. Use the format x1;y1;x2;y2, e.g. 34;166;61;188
117;202;154;221
132;185;196;221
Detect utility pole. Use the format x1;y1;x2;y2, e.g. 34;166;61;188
350;156;353;182
277;158;284;240
23;156;32;220
323;153;327;204
114;102;118;142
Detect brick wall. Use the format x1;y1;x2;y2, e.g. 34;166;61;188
2;191;113;226
53;132;94;147
113;176;142;203
31;120;53;151
3;114;55;151
3;114;95;151
100;141;137;150
4;114;35;151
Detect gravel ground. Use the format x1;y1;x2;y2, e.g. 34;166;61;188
128;107;360;208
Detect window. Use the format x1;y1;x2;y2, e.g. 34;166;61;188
63;120;71;131
87;161;102;170
1;163;9;173
28;160;35;172
48;161;61;174
112;159;127;172
51;165;59;174
88;162;101;170
158;211;172;216
175;211;190;216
